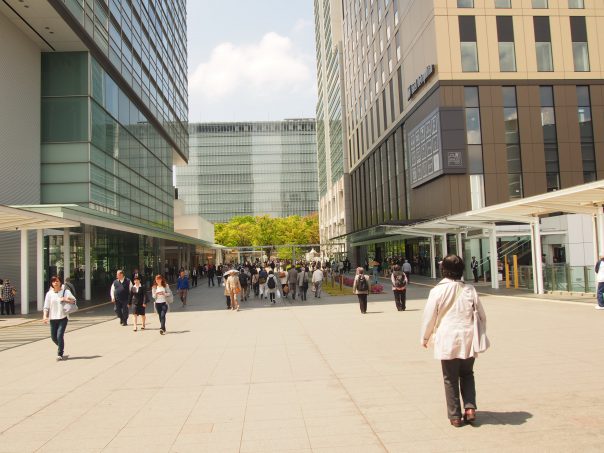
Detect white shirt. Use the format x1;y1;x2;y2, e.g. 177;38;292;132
596;260;604;283
152;285;168;303
402;262;412;273
110;278;133;301
43;288;76;320
312;269;324;283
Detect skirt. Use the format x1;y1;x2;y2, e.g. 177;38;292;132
134;305;146;316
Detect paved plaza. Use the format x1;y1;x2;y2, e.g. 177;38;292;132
0;279;603;453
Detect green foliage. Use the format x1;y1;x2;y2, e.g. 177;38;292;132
215;213;319;247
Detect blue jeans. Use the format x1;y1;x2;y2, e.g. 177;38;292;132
597;282;604;307
155;302;168;331
50;317;68;357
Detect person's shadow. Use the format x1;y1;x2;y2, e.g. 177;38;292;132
471;411;533;426
67;355;102;360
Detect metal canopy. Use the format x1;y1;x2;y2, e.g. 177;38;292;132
0;205;80;231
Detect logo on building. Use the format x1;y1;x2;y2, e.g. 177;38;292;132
407;64;435;101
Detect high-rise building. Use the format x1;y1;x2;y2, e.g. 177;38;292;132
314;0;352;250
336;0;604;274
177;120;319;223
0;0;213;309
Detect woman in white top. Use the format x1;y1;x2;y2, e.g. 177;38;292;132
152;274;171;335
42;276;76;361
420;254;488;427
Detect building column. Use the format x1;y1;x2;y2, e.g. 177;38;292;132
456;232;464;259
63;228;70;281
430;235;436;279
21;230;29;315
533;218;544;295
84;225;91;301
440;234;447;260
598;206;604;257
489;227;499;290
37;229;44;311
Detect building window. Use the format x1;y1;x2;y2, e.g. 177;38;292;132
459;16;478;72
394;0;399;25
497;16;517;72
503;86;523;199
571;17;590;72
577;86;596;182
534;17;553;72
465;87;485;209
569;0;584;8
495;0;511;7
395;31;400;61
540;86;560;191
458;0;474;7
532;0;548;8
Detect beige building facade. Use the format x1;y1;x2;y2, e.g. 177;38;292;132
337;0;603;269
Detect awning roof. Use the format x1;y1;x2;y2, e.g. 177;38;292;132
11;204;219;247
0;205;80;231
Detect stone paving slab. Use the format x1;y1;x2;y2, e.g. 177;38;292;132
0;281;603;452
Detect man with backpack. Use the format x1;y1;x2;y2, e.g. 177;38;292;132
353;267;370;314
266;270;279;304
258;267;268;299
390;264;408;311
239;267;250;302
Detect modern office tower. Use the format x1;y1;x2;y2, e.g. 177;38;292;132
177;120;319;223
0;1;212;309
314;0;352;254
337;0;604;274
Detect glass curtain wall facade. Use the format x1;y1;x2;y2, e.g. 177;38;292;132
178;121;319;223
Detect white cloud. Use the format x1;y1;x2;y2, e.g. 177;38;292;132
189;32;312;100
292;18;312;34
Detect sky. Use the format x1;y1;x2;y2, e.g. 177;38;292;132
186;0;318;123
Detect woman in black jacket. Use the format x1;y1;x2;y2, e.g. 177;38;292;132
129;276;147;331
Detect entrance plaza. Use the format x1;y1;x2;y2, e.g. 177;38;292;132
0;279;603;453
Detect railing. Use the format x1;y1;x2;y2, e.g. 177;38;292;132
517;264;595;293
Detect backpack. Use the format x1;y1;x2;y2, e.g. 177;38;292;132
394;273;407;289
239;273;248;287
258;271;267;284
267;275;276;289
357;275;369;292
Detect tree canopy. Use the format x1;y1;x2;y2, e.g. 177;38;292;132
215;213;319;247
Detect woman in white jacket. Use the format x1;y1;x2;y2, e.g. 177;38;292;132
420;254;487;427
43;276;76;361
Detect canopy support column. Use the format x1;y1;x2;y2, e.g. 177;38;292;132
20;230;29;315
597;206;604;257
84;225;91;301
456;232;464;259
37;229;44;311
63;228;70;282
531;218;544;295
440;234;447;261
430;235;436;279
489;227;499;290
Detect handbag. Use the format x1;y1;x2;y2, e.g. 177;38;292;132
61;289;79;314
471;300;490;354
165;287;174;304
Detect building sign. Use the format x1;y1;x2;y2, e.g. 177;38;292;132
407;64;435;100
409;109;442;188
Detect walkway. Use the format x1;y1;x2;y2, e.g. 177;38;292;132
0;280;603;452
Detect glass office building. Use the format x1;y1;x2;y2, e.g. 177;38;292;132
0;0;210;308
177;121;319;223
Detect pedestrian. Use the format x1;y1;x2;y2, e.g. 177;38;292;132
595;255;604;310
391;264;408;311
297;266;308;301
312;266;324;298
266;270;280;304
226;270;242;311
353;267;370;314
278;270;288;300
216;265;223;286
471;256;479;283
129;276;147;331
1;279;16;315
420;254;488;427
131;268;143;286
176;270;189;307
191;267;198;287
208;264;216;286
63;277;76;298
151;274;171;335
258;267;268;300
0;278;4;315
110;270;132;326
42;276;76;361
251;268;260;298
223;271;232;309
287;265;298;301
239;267;250;302
372;261;379;284
402;259;412;282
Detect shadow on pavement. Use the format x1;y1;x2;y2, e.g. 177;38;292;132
66;355;102;360
473;411;533;426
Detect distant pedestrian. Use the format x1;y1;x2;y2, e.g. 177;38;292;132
239;268;250;301
191;267;198;287
177;270;189;307
297;266;308;301
1;279;16;315
223;272;232;310
129;276;147;331
402;259;412;282
216;265;223;286
420;254;488;427
207;264;216;286
311;266;324;299
266;270;280;304
391;264;408;311
43;276;76;361
471;257;479;283
63;277;76;299
152;274;171;335
595;255;604;310
258;267;268;299
226;270;242;311
353;267;370;314
287;266;298;301
251;268;260;298
110;270;132;326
